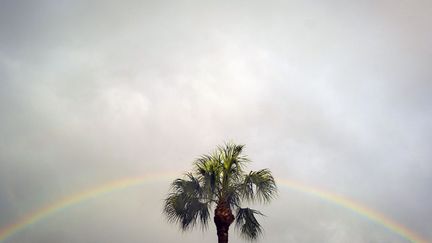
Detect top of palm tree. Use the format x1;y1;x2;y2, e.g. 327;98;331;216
163;142;277;240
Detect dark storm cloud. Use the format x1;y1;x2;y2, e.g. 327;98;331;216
1;0;431;242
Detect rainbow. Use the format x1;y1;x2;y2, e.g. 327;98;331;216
0;173;428;243
278;179;428;243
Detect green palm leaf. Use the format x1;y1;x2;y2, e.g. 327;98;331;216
240;169;277;203
235;207;264;240
162;143;277;242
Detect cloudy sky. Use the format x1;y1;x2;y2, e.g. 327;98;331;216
1;0;431;242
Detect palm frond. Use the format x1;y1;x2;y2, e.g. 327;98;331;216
240;169;277;203
163;142;277;238
171;173;202;197
218;142;249;172
193;154;222;200
163;192;210;230
235;207;264;240
225;184;241;208
163;174;210;230
218;143;250;195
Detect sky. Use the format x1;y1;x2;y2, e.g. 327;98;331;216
0;0;431;242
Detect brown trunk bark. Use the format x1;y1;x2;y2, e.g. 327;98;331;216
214;200;235;243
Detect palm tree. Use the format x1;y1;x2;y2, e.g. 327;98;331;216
163;143;277;243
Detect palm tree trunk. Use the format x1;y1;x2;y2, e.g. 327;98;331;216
215;223;229;243
214;200;235;243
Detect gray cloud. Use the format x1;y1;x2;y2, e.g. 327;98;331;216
1;0;431;242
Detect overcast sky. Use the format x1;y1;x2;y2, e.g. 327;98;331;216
1;0;431;242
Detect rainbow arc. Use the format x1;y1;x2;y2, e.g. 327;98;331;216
0;172;428;243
